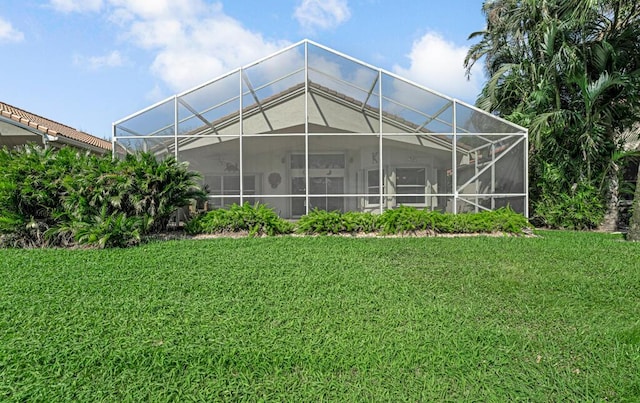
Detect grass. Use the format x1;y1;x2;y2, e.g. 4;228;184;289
1;231;639;401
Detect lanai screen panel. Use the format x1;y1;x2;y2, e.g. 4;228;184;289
113;40;528;218
242;44;306;134
114;98;176;159
177;71;241;137
453;102;527;213
455;133;526;213
242;135;306;216
115;98;175;138
307;43;380;133
381;72;453;134
115;137;174;159
378;72;456;212
455;102;522;134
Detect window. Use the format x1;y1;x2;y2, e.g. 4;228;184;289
205;175;256;208
396;167;426;205
290;154;305;169
366;169;383;205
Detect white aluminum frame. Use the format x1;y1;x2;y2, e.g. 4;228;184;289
112;39;529;217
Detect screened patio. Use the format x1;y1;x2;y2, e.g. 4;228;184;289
113;40;528;219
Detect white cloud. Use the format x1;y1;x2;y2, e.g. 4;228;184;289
74;50;125;70
46;0;292;92
145;84;166;103
49;0;103;13
294;0;351;31
108;0;209;20
0;17;24;43
106;0;289;92
393;32;484;103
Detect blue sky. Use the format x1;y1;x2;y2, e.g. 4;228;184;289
0;0;487;139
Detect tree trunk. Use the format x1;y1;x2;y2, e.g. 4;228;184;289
627;163;640;241
599;163;620;232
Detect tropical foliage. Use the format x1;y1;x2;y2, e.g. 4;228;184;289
0;143;533;248
0;145;204;248
205;205;531;236
465;0;640;229
186;202;294;236
375;205;530;235
296;209;379;235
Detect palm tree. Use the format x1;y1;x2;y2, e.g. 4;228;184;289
466;0;640;229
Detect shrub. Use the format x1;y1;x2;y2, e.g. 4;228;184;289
487;207;531;233
450;212;494;233
376;206;529;235
0;145;204;248
295;207;529;236
0;215;53;248
0;145;78;247
192;206;530;237
117;153;205;232
193;202;294;236
297;209;347;235
72;208;150;249
533;182;605;230
376;206;425;234
341;211;379;233
421;210;455;233
183;212;206;235
377;206;455;234
296;210;379;235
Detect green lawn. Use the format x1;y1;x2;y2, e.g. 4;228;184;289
1;231;639;401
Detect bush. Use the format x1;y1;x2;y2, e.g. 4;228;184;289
71;208;150;249
117;153;205;232
0;145;530;246
376;206;424;234
0;215;53;248
296;206;529;236
296;210;379;235
487;207;531;233
0;145;204;248
377;206;455;234
296;209;347;235
450;212;495;233
190;202;294;236
448;209;527;233
533;182;605;230
0;146;82;247
183;212;206;235
341;211;379;233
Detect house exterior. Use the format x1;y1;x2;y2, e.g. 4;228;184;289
0;102;111;154
114;40;528;218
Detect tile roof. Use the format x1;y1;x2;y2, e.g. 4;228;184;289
0;101;111;152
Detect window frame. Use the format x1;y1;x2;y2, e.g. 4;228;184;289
204;174;258;209
365;168;384;206
394;167;428;206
